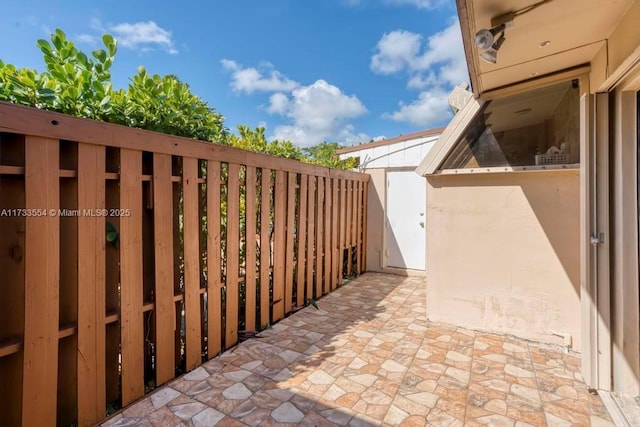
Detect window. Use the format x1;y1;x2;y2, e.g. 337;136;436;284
441;80;580;170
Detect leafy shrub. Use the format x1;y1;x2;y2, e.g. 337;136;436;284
0;29;358;169
0;29;228;143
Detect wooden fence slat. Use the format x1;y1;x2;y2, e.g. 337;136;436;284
323;178;332;295
259;169;271;327
272;170;287;321
119;148;144;406
346;181;353;277
306;177;316;300
284;173;297;314
331;178;339;291
315;177;324;298
22;136;60;426
183;157;202;370
356;181;363;274
352;180;358;246
363;180;368;271
296;175;308;308
152;153;175;385
339;179;347;284
226;163;241;347
77;143;106;426
245;166;257;331
207;161;222;357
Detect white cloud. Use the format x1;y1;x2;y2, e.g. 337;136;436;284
371;20;465;86
267;92;289;114
79;19;178;54
371;30;423;75
76;34;97;45
109;21;178;54
385;0;447;9
372;18;468;127
270;80;368;147
384;88;452;126
223;60;369;146
221;60;300;94
344;0;447;9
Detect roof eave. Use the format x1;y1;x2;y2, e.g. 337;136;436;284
336;127;445;155
456;0;482;98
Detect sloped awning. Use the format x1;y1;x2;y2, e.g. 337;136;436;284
415;94;486;176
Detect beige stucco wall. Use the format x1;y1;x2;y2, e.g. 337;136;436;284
365;168;385;272
590;0;640;91
426;170;581;349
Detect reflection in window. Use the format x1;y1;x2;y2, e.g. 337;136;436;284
441;80;580;170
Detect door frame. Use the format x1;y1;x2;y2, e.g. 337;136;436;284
382;166;427;274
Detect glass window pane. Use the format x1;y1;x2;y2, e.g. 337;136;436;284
441;80;580;170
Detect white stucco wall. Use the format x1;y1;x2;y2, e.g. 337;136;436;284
339;135;439;169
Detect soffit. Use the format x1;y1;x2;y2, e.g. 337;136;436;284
462;0;634;93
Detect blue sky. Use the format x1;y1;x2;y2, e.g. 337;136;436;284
0;0;468;147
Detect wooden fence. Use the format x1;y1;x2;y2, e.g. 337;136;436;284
0;101;369;427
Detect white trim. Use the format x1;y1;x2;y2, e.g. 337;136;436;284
597;45;640;93
594;92;612;391
434;164;579;176
415;96;485;176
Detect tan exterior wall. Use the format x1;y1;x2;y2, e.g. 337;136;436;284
366;168;385;272
590;0;640;91
425;170;581;348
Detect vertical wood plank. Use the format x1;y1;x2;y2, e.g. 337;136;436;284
245;166;257;331
152;153;175;385
259;169;271;327
207;161;222;358
22;136;59;426
0;137;26;427
272;170;287;321
356;181;363;274
323;178;332;295
351;181;358;247
183;157;202;369
346;181;353;276
295;175;308;308
77;143;106;426
315;177;324;298
119;148;144;406
306;176;316;300
363;180;368;271
331;178;339;291
226;163;241;346
339;179;347;285
284;173;297;314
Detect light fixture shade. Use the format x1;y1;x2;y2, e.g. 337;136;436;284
475;29;495;50
474;23;506;51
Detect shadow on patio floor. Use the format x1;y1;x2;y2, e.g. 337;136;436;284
101;272;614;426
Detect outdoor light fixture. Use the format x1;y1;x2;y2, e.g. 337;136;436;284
475;19;510;64
475;24;507;51
474;0;554;65
478;32;506;64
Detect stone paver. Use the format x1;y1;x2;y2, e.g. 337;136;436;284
102;273;614;426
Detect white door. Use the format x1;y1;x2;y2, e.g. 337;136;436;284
386;171;426;270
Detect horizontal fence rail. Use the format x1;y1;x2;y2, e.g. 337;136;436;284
0;101;369;427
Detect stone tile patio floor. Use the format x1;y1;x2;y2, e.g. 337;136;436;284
103;273;614;426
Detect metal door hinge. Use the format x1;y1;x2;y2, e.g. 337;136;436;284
590;233;605;246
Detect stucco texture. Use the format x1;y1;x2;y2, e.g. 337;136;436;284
425;170;581;349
